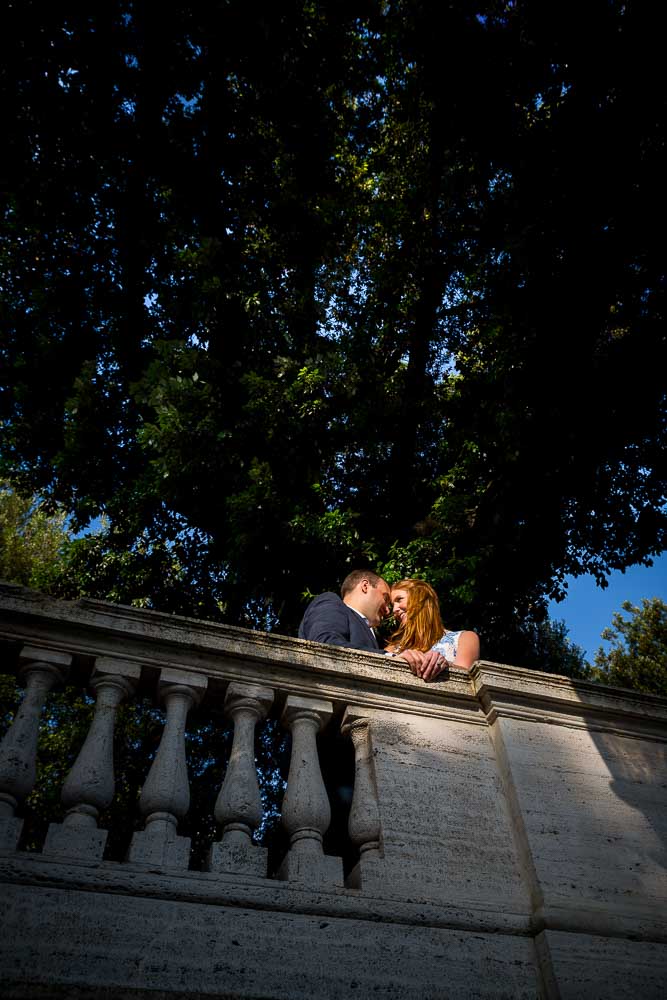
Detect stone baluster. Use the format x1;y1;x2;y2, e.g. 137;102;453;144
0;646;71;851
42;657;140;860
342;711;384;889
208;681;274;876
127;668;206;869
278;694;343;886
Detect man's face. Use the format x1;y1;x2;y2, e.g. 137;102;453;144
366;578;391;627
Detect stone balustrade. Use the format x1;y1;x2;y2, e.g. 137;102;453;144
0;584;417;888
0;581;666;1000
0;645;71;851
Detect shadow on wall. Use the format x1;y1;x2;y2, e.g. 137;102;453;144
354;699;667;920
589;722;667;886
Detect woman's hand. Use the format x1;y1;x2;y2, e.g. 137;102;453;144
418;649;449;682
397;648;448;681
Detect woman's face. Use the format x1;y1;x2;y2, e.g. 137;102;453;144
391;588;410;625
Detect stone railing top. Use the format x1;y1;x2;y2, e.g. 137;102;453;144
1;581;666;736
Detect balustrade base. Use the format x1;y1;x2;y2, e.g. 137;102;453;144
0;817;23;852
345;854;386;891
278;847;344;888
0;880;547;1000
127;828;191;869
42;821;108;861
208;839;268;878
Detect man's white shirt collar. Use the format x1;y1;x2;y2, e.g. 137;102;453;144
349;605;375;635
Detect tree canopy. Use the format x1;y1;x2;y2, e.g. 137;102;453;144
591;598;667;697
0;486;69;591
2;1;666;658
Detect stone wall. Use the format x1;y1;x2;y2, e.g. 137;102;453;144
0;583;666;998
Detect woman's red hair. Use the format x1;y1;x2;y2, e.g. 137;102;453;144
387;579;445;652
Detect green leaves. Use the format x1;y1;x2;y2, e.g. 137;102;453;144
1;1;665;661
592;598;667;697
0;488;70;592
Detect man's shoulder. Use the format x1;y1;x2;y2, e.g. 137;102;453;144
308;591;342;605
299;591;350;640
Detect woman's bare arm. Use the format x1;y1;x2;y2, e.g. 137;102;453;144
451;630;480;670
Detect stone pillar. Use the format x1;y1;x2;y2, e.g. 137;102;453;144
42;657;140;860
278;694;343;887
342;711;384;890
208;681;274;876
127;668;206;869
0;645;71;851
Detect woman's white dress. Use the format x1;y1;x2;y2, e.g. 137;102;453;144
431;630;463;660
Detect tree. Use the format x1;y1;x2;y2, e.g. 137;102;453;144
496;618;590;680
0;487;70;592
2;1;665;659
591;598;667;697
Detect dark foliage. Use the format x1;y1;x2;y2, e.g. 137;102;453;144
2;1;665;662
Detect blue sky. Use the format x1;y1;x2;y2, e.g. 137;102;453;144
547;552;667;661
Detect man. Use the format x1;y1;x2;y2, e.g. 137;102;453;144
298;569;391;651
298;570;450;677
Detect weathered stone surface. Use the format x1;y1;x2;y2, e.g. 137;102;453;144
209;836;268;878
278;695;344;888
127;671;206;869
208;681;273;877
42;821;108;860
538;929;667;999
356;710;531;915
127;819;192;869
0;852;532;934
42;658;139;861
341;714;382;864
1;585;667;998
1;883;540;999
0;646;70;824
492;715;667;914
277;842;344;887
0;816;23;852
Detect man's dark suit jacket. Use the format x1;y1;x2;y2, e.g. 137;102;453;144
298;592;380;652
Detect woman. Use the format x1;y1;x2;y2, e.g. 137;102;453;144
386;578;479;681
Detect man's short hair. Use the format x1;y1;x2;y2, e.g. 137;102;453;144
340;569;382;597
